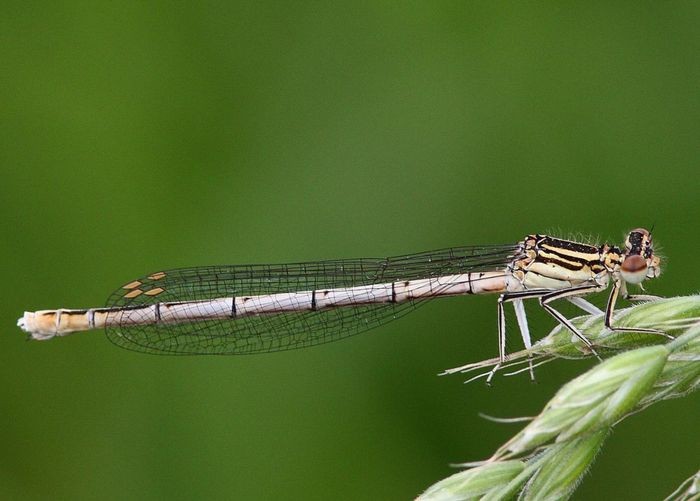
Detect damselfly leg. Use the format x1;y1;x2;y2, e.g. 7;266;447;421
499;284;604;370
605;279;673;340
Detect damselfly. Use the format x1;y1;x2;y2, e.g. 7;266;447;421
17;228;664;361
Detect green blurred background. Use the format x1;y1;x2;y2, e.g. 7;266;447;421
1;2;698;500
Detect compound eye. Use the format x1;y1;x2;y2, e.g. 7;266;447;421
622;255;646;273
621;255;648;284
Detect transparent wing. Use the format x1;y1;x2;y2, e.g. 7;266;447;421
105;244;520;354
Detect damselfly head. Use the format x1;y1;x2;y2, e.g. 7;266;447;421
621;228;660;283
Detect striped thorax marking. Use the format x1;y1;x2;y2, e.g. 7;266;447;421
511;235;617;291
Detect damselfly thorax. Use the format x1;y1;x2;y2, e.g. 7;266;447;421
17;228;664;363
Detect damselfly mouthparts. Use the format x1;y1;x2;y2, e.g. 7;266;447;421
18;229;664;361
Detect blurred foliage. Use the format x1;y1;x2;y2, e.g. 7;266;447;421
1;2;698;500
